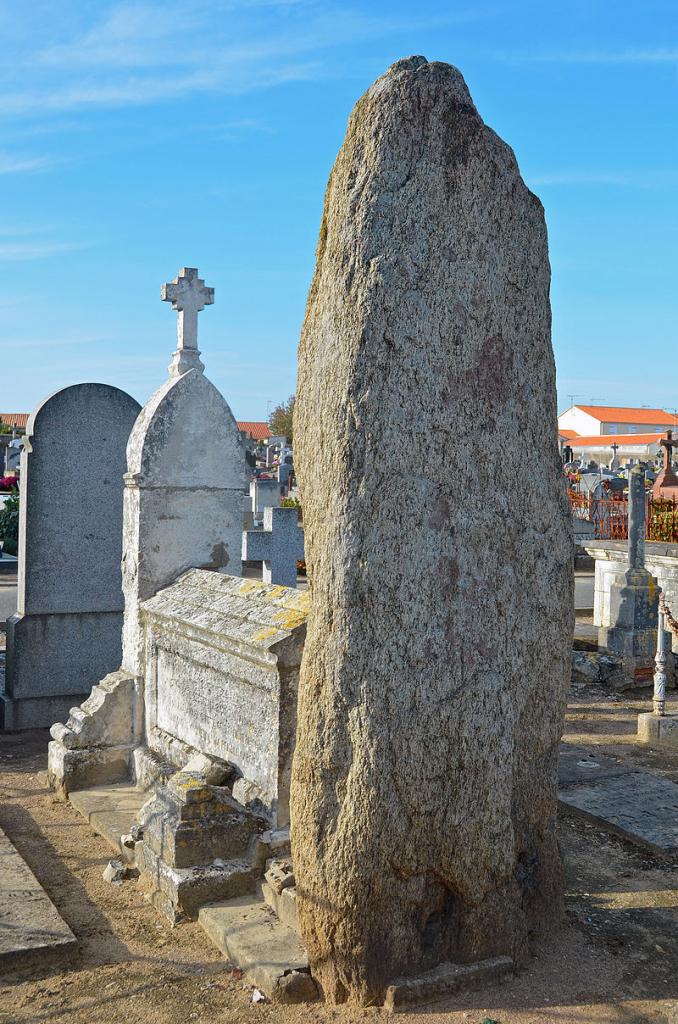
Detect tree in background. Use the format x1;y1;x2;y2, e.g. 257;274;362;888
269;395;295;444
0;491;19;556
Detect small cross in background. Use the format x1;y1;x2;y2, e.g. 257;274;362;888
242;507;304;589
659;430;677;472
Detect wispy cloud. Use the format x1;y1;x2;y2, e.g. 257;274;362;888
0;241;82;261
0;153;55;173
0;1;489;117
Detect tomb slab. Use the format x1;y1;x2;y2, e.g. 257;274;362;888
0;825;77;967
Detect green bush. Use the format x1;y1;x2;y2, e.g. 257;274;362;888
0;492;19;556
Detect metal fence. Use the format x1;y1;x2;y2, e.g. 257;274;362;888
568;490;678;543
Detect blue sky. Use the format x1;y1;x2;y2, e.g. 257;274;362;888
1;0;676;420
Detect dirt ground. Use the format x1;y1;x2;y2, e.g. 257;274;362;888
2;683;678;1024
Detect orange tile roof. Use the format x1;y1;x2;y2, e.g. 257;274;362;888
0;413;29;428
570;432;667;447
574;406;677;425
559;429;579;439
237;420;270;442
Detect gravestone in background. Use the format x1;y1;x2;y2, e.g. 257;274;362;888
292;56;573;1004
2;384;141;730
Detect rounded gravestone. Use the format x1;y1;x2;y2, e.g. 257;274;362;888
122;368;246;676
291;57;573;1004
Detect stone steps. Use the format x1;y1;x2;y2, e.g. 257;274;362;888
0;826;77;969
69;784;148;864
198;895;317;1003
259;879;298;932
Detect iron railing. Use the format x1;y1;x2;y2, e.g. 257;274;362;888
568;489;678;543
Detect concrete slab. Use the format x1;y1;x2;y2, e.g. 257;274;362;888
69;784;147;863
0;825;76;968
559;772;678;858
199;895;317;1003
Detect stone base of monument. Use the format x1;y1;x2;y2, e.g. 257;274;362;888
382;957;514;1011
47;670;141;798
137;844;257;923
638;712;678;749
134;767;270;923
1;692;89;732
47;573;309;933
597;568;663;691
199;895;318;1003
3;611;124;731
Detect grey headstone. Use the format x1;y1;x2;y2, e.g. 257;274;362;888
3;384;141;730
250;479;280;523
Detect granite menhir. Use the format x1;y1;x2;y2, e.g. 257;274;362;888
291;56;573;1005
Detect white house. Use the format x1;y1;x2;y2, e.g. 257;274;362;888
558;405;677;437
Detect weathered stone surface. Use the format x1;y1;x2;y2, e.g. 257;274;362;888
383;957;514;1012
3;383;140;729
139;571;308;828
47;670;139;796
559;771;678;858
67;783;148;862
291;56;572;1003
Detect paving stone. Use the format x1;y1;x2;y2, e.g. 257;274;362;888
559;772;678;857
69;784;148;863
199;895;316;1002
0;825;76;967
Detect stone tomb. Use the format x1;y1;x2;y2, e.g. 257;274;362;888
135;572;307;920
50;571;308;922
138;570;306;829
49;267;246;785
3;383;140;730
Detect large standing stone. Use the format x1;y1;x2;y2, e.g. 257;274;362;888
3;384;140;730
291;57;573;1004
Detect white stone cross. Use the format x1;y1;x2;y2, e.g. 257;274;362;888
242;506;304;589
161;267;214;378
